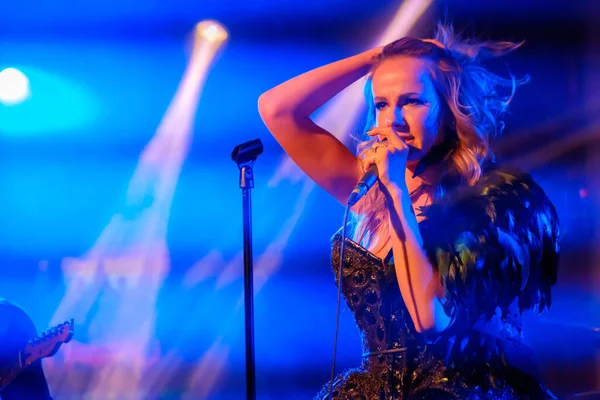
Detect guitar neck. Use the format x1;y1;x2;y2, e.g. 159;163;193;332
0;319;73;392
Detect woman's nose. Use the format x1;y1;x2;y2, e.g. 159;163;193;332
385;111;405;128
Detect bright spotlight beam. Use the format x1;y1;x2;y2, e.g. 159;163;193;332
46;19;229;400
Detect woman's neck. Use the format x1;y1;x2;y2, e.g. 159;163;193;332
405;162;440;195
368;162;442;257
405;162;441;222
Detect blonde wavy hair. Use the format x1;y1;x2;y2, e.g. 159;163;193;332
351;23;529;249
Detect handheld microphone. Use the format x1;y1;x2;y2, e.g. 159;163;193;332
347;164;378;207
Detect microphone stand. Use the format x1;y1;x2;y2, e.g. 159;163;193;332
231;138;263;400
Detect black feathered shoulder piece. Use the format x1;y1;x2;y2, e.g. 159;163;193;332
419;165;561;326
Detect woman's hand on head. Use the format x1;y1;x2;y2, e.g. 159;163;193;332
364;45;384;64
361;126;410;189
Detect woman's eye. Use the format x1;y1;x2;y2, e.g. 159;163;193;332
405;98;423;105
375;102;387;110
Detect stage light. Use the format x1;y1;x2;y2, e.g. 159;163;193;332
0;67;30;105
195;20;229;44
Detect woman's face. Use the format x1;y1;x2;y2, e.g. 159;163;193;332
371;56;443;163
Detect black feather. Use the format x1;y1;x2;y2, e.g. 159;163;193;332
420;165;560;327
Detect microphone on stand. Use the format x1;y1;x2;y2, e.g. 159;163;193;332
347;164;378;207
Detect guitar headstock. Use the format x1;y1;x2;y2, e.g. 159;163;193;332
21;319;74;366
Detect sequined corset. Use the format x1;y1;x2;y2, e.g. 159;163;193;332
331;233;426;374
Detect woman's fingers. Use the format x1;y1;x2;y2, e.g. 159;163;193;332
366;127;390;145
382;127;409;151
361;152;376;172
367;127;408;151
362;127;410;187
362;143;391;174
